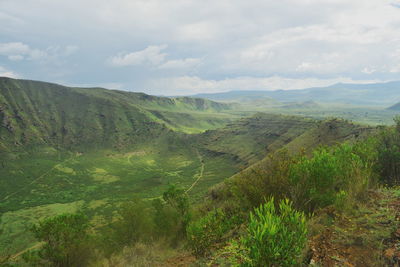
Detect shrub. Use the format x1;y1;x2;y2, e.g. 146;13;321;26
27;213;93;267
162;184;191;240
289;144;370;212
375;117;400;185
110;199;155;250
230;150;294;210
186;209;233;257
152;198;182;245
241;198;307;267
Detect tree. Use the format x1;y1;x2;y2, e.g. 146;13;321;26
27;213;92;267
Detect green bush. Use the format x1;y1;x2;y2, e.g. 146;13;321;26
375;117;400;185
152;198;183;245
162;184;191;240
186;209;233;257
26;213;93;267
110;199;155;250
230;150;294;210
289;144;369;212
241;198;307;267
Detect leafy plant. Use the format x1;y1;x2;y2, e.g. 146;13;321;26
375;116;400;185
162;184;191;239
231;150;294;210
241;198;307;267
289;144;370;212
27;213;92;267
110;199;155;250
186;209;233;257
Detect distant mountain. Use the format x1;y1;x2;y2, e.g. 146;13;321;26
388;102;400;110
191;81;400;106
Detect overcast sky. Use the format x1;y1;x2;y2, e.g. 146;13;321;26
1;0;400;95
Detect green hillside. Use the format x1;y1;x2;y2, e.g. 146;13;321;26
0;78;331;257
0;77;238;151
2;78;397;267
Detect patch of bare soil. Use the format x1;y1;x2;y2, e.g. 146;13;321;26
309;190;400;267
163;254;196;267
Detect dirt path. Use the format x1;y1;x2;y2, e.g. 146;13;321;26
2;153;80;201
185;149;204;193
10;242;43;260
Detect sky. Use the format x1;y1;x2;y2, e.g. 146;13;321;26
1;0;400;95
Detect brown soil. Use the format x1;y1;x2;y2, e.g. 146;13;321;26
163;254;196;267
309;190;400;267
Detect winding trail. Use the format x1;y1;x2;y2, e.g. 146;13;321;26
10;243;43;260
186;149;204;193
2;153;80;201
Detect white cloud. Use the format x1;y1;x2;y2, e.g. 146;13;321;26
109;45;168;67
0;42;78;62
110;45;201;70
0;66;19;78
1;0;400;94
0;42;48;61
177;21;219;42
159;58;202;69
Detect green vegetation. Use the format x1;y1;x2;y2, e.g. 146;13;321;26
2;77;400;266
187;208;235;257
289;144;371;213
375;116;400;185
24;213;92;267
241;198;307;267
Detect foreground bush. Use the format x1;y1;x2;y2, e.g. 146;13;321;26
289;144;372;212
241;198;307;267
187;209;233;257
230;150;294;210
376;117;400;185
111;199;155;249
25;213;92;267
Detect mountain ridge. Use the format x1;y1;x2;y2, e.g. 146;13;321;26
0;77;236;150
190;81;400;106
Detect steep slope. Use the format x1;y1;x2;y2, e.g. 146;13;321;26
0;77;236;150
206;118;374;203
0;78;331;256
194;113;316;165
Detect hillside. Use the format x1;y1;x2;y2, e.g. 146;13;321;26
0;77;391;266
1;78;336;257
194;113;316;164
206;118;374;202
0;77;237;150
280;100;320;109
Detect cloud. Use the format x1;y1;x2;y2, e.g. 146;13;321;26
0;42;49;61
149;75;384;95
1;0;400;94
159;58;202;69
0;66;19;78
0;42;78;62
109;45;168;67
109;45;201;70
